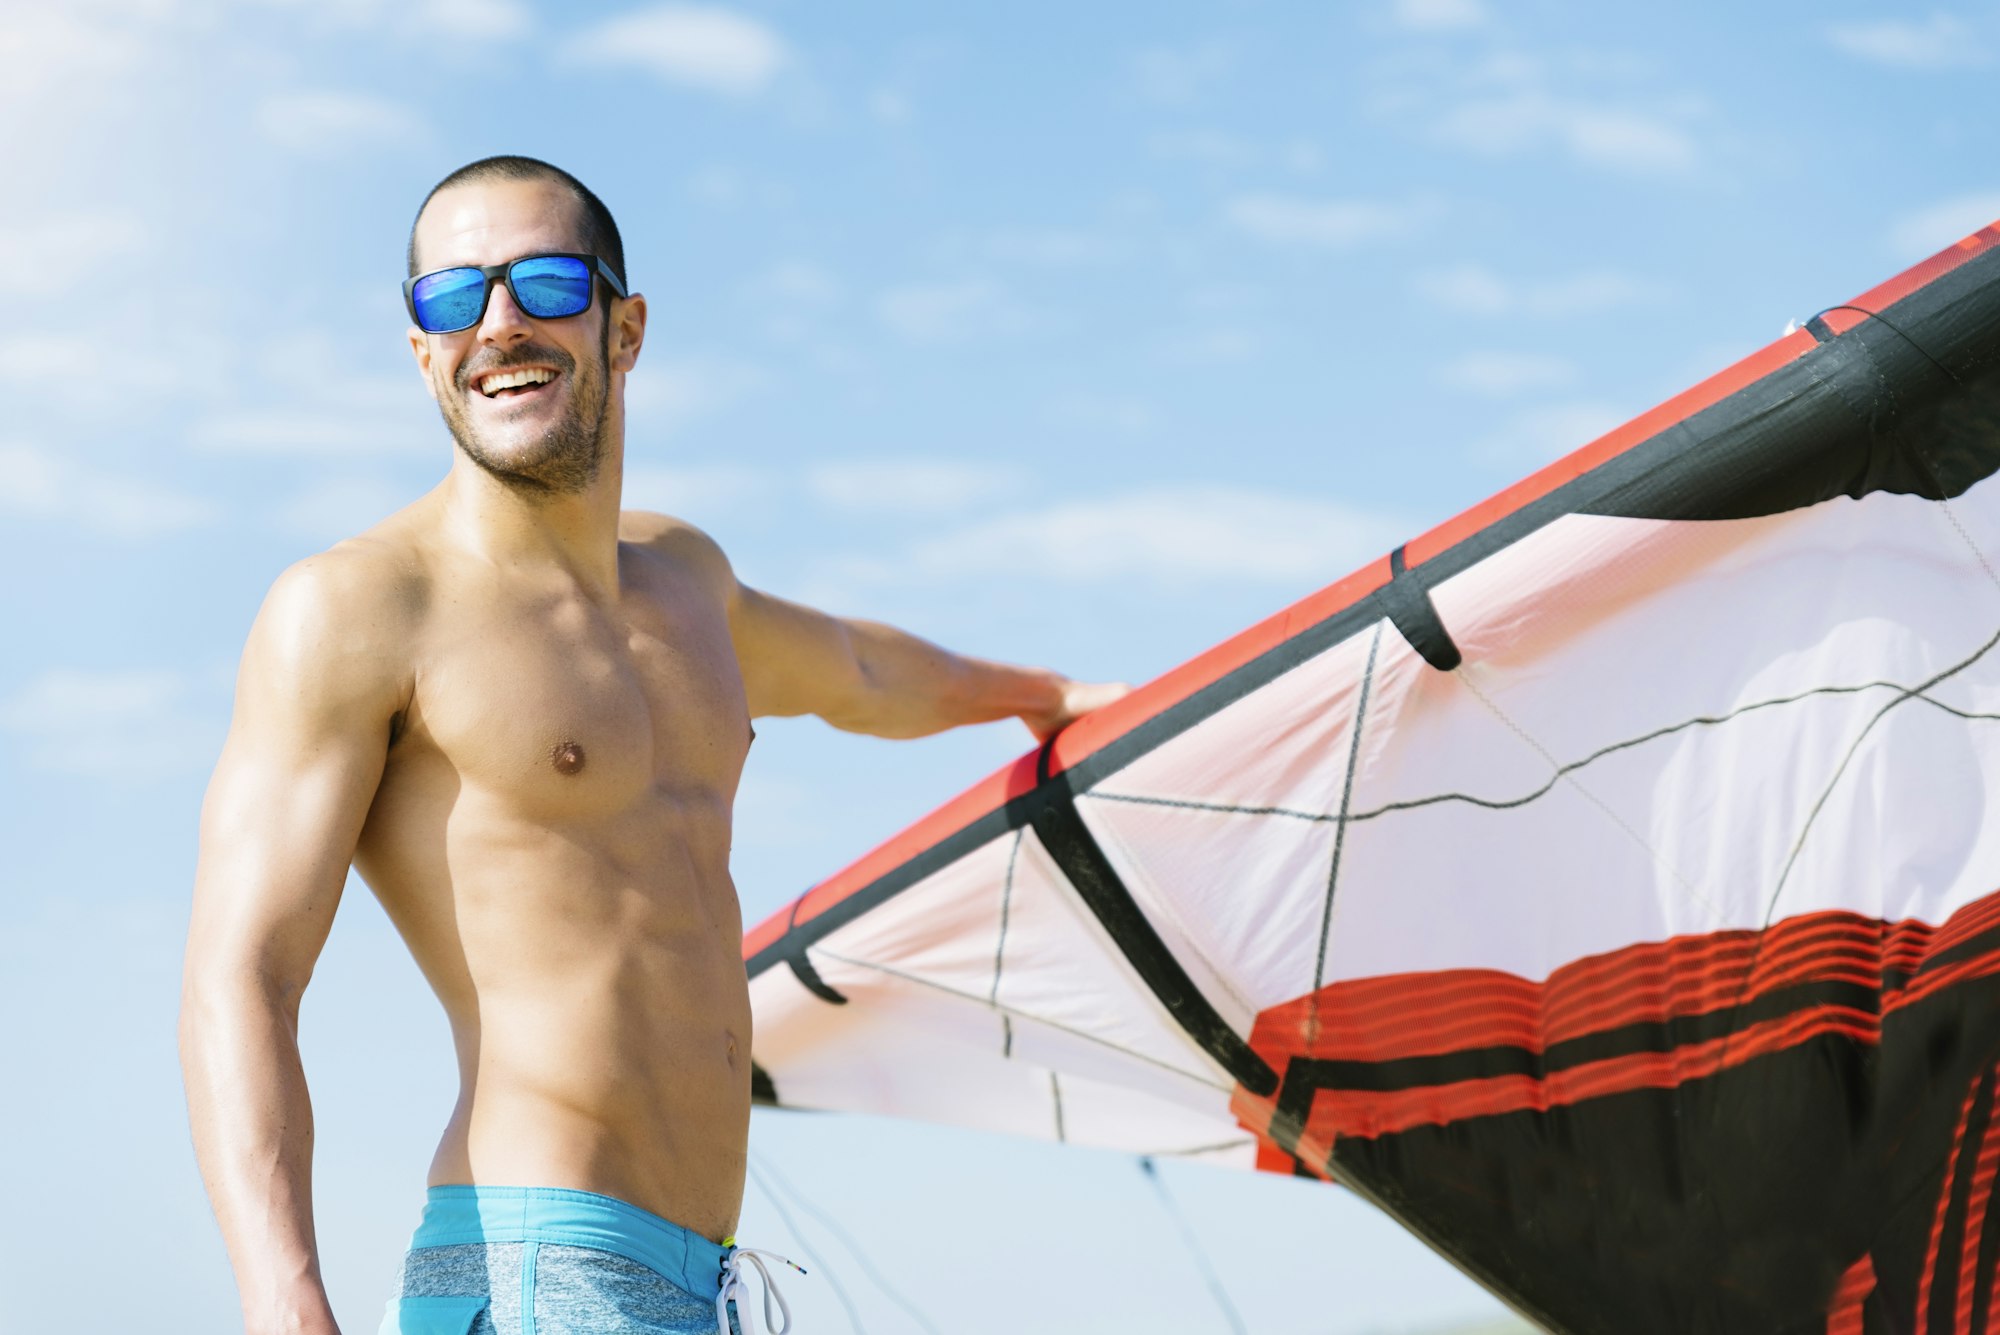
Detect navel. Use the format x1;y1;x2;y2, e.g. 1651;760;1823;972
550;739;587;776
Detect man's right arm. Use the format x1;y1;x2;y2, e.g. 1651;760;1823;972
179;549;411;1335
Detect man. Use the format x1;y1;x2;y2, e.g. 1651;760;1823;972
179;155;1126;1335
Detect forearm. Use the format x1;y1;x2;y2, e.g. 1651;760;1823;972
837;618;1064;739
180;980;340;1335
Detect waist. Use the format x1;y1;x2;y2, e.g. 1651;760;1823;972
409;1184;729;1299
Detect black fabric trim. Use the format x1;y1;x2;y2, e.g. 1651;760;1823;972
1374;545;1462;671
750;1062;778;1106
787;952;848;1005
1030;740;1281;1097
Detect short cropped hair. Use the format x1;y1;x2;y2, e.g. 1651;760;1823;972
407;155;627;289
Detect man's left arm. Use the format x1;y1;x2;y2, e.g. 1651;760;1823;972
735;583;1127;742
632;514;1127;741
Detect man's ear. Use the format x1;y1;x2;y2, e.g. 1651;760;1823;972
406;327;438;401
609;293;647;374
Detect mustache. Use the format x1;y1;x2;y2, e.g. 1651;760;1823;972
456;344;576;393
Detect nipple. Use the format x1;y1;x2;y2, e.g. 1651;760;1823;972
551;740;586;776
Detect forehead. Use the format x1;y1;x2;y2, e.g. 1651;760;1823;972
413;177;585;271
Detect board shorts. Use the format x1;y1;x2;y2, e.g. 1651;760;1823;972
378;1185;795;1335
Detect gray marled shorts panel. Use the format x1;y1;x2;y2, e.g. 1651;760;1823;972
388;1240;742;1335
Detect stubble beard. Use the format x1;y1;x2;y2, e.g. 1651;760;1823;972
439;326;612;498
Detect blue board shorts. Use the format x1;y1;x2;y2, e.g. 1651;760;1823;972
379;1186;791;1335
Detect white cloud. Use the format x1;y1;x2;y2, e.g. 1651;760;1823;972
1435;91;1697;174
0;667;223;782
562;4;789;97
1224;194;1420;248
806;460;1022;515
1130;40;1236;103
1827;14;1986;69
188;411;435;456
1438;351;1578;396
0;10;151;110
1157;327;1262;365
1391;0;1489;33
406;0;532;39
256;90;430;154
1887;191;2000;260
1149;130;1323;175
621;463;771;517
868;88;911;124
0;213;146;297
1472;400;1629;471
270;476;411;543
0;441;217;539
876;279;1025;342
625;357;768;434
869;486;1407;586
1413;264;1664;317
743;262;843;307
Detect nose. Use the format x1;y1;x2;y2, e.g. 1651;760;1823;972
474;275;534;347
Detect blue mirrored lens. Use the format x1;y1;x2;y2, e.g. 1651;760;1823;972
412;268;488;332
511;256;593;319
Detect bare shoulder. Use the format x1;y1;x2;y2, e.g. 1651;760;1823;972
245;534;423;716
620;509;737;603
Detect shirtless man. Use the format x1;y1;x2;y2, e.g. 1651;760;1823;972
179;156;1125;1335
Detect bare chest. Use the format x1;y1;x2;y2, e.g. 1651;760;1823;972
404;570;748;820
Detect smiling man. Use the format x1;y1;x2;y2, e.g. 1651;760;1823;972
178;156;1126;1335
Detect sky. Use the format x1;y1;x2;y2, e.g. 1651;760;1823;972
0;1;1995;1331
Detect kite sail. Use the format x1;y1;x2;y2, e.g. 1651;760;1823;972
744;223;2000;1334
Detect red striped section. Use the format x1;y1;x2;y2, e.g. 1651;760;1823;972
1255;890;2000;1070
742;222;2000;968
1825;1253;1875;1335
1231;887;2000;1150
1918;1078;1986;1334
1955;1081;2000;1335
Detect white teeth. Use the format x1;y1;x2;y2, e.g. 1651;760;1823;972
477;367;556;396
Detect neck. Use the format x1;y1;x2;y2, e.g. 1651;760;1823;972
438;421;628;598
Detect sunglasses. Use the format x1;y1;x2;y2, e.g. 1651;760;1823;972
403;252;628;334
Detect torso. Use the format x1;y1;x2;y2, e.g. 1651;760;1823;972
349;503;753;1243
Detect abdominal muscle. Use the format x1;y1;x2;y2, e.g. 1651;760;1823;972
356;785;754;1245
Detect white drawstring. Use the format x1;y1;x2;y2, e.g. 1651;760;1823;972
717;1245;804;1335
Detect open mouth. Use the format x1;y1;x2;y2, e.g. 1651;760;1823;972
472;366;560;401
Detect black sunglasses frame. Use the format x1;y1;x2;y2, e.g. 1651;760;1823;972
403;252;629;334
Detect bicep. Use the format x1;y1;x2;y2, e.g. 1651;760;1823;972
186;562;405;1001
729;584;870;723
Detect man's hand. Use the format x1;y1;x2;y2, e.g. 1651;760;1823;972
1021;677;1134;743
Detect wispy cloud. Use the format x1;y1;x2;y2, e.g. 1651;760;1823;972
806;460;1022;515
1390;0;1490;34
256;90;430;154
1224;194;1422;248
188;412;435;456
1886;191;2000;260
621;463;773;517
1827;14;1987;69
0;667;223;782
625;356;768;435
563;4;789;97
1379;50;1705;178
269;476;412;544
1149;130;1323;175
1471;400;1629;471
1130;40;1237;104
843;486;1407;586
875;279;1026;342
1435;90;1696;174
0;441;217;539
1438;351;1577;396
1413;264;1665;317
0;212;145;297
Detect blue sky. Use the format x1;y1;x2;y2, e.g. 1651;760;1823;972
2;1;1996;1331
